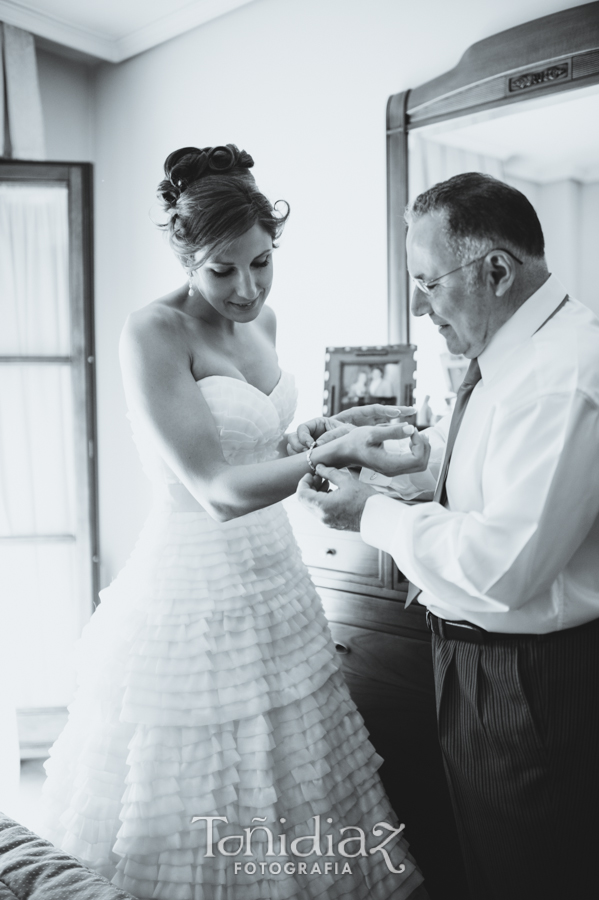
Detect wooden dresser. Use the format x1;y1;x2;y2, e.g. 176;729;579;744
284;496;470;899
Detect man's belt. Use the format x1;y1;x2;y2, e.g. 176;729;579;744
426;610;599;643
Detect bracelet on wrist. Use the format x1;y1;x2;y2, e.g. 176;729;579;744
306;442;318;475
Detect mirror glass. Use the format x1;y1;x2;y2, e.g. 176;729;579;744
408;84;599;422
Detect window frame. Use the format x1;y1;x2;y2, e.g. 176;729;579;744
0;160;99;611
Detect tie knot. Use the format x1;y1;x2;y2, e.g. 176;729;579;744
462;358;481;389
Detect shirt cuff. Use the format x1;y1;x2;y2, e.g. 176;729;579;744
360;493;411;557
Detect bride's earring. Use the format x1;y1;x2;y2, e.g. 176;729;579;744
188;272;195;297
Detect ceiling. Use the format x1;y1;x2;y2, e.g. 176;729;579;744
0;0;259;62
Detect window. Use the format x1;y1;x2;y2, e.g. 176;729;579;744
0;162;97;725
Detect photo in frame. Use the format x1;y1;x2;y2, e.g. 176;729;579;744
323;345;416;416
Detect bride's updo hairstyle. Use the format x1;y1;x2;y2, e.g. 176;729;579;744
157;144;289;271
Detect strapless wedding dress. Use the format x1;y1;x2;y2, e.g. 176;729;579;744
41;371;424;899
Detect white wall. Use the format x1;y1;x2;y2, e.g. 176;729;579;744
39;0;589;584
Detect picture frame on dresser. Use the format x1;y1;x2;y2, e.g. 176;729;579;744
323;344;416;416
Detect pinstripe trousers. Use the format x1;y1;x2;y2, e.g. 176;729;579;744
433;617;599;900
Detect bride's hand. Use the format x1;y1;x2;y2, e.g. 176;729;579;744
315;423;431;476
287;404;415;455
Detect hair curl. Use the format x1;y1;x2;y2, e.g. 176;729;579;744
406;173;545;285
157;145;289;270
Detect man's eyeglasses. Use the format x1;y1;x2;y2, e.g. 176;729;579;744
410;248;523;296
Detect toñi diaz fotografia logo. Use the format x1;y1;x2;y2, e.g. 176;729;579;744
190;814;407;877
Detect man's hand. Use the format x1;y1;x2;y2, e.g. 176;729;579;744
314;423;431;476
297;466;377;531
287;404;415;455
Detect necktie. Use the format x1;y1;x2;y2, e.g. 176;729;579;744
433;357;482;507
405;357;482;607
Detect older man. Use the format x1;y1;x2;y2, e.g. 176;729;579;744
295;173;599;899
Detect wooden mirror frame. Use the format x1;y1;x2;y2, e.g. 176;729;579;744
386;0;599;343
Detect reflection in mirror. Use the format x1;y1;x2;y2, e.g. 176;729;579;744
408;84;599;419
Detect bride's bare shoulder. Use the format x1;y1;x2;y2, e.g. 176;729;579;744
256;303;277;342
120;289;191;366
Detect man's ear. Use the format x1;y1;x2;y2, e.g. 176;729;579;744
486;251;517;297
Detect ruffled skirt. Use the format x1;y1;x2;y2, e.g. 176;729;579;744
41;501;424;899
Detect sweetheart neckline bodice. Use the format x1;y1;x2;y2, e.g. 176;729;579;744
195;371;293;417
129;370;297;487
195;370;284;400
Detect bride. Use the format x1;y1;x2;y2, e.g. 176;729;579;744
41;145;430;900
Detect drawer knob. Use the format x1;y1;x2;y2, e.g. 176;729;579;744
325;548;337;556
334;642;350;655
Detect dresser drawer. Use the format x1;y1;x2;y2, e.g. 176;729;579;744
295;530;380;578
284;496;381;582
326;620;434;701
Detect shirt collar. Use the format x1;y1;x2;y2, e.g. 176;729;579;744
477;274;568;384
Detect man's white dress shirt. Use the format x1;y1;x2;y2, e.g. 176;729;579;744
360;275;599;633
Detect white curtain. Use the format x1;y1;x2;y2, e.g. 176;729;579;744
0;22;45;159
408;136;506;417
0;184;75;535
0;183;79;715
0;184;70;354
